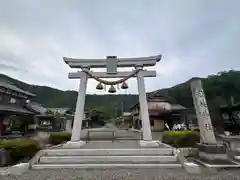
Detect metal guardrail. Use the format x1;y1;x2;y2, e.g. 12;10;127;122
85;129;142;142
86;130;116;142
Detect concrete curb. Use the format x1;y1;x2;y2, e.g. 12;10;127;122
160;142;173;148
32;163;182;169
29;150;46;167
9;163;30;175
29;143;65;167
0;167;11;176
177;148;201;174
0;163;30;176
183;162;201;174
193;158;240;168
130;129;142;133
47;144;64;149
179;148;198;157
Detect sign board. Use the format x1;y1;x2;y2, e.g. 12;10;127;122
106;56;117;74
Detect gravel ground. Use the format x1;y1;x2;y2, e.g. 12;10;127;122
1;168;240;180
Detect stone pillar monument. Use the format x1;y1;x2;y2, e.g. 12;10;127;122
190;78;216;143
190;78;227;162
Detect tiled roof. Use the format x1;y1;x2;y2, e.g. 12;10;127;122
171;104;188;111
130;90;176;110
0;81;35;97
147;90;176;103
25;102;47;114
47;108;72;115
0;104;33;114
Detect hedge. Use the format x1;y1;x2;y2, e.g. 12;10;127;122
162;130;200;148
49;132;71;145
0;139;39;165
0;132;72;166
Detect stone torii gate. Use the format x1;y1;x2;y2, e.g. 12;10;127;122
63;55;162;148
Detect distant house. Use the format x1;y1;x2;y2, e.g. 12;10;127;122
117;112;132;129
0;81;36;135
130;90;188;131
220;103;240;133
47;108;74;116
0;80;62;136
46;108;97;130
122;112;131;116
82;109;106;128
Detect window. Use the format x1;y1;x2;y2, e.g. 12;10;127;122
10;98;17;104
6;89;11;94
150;120;154;126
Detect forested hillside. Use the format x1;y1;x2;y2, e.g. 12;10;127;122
159;70;240;108
0;74;138;114
0;70;239;116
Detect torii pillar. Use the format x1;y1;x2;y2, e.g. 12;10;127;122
62;55;162;148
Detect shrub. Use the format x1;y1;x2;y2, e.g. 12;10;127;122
49;132;71;145
0;139;39;165
162;130;200;148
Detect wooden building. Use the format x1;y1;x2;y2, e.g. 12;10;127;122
46;108;74;131
0;80;59;136
220;103;240;134
82;109;106;128
0;81;36;136
130;91;188;131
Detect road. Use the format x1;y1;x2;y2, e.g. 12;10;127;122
1;168;240;180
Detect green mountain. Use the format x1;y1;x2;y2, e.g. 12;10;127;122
157;70;240;130
0;74;138;115
159;70;240;108
1;70;239;118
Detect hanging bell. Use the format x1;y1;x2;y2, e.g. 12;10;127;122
108;85;116;93
121;81;128;89
96;82;103;90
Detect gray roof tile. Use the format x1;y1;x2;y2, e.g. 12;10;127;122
0;104;33;114
0;81;35;97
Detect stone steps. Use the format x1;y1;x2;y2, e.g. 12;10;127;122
234;156;240;161
45;148;173;156
32;147;181;169
233;149;240;161
32;163;182;169
236;148;240;153
39;155;177;164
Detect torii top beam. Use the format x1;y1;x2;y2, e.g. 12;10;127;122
63;54;162;69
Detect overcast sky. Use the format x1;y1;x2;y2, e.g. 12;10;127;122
0;0;239;94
